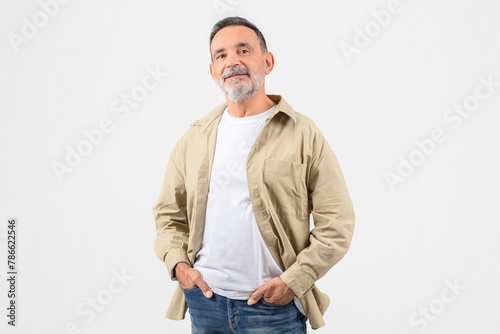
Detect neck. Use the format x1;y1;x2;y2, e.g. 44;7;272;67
226;87;276;118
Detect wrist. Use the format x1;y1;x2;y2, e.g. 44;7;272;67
279;277;296;296
174;262;190;277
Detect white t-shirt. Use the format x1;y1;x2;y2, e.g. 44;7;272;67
193;105;305;314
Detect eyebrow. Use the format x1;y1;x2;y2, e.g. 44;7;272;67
213;42;254;58
235;42;254;51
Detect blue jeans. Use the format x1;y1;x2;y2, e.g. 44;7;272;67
183;286;307;333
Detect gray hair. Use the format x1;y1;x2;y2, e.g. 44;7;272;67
209;16;268;58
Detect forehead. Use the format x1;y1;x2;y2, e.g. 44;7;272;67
210;25;260;52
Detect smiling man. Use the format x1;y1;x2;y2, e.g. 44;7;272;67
153;16;355;333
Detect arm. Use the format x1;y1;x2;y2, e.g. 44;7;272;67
152;140;215;298
152;141;191;281
280;148;356;299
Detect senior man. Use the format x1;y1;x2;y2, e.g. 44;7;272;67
153;16;355;333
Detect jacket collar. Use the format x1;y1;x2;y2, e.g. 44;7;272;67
190;95;296;134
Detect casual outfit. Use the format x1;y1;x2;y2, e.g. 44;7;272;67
153;95;355;330
193;105;305;316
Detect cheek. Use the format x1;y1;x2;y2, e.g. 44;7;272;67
216;66;226;79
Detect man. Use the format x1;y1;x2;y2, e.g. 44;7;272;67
153;16;355;333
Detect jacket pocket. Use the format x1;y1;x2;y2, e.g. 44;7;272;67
263;159;308;218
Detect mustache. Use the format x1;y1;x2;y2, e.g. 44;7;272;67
221;66;250;80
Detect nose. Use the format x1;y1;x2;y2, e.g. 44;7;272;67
225;50;242;68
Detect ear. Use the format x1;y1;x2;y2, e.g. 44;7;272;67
264;51;275;75
209;62;215;81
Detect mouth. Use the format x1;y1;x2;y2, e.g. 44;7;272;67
225;73;248;80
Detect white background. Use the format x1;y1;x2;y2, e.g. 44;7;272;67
1;0;499;333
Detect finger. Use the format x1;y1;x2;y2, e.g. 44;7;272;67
248;285;266;305
194;276;213;298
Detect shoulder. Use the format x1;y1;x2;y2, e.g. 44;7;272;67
291;110;335;168
173;101;226;150
273;95;325;137
292;110;331;147
189;101;226;128
293;110;321;131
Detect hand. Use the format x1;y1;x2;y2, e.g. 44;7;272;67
175;262;213;298
247;277;296;305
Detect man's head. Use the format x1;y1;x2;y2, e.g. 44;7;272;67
209;17;274;104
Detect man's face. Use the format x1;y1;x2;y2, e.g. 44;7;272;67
210;25;273;103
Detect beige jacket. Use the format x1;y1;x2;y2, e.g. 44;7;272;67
153;95;355;330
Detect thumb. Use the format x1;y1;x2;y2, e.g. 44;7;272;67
196;278;213;298
248;285;265;305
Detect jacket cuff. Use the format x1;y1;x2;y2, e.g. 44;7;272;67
280;262;315;299
165;248;191;281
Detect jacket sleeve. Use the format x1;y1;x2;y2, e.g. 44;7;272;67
280;142;355;299
152;139;191;281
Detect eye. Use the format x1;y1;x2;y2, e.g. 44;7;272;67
216;54;225;59
240;49;249;54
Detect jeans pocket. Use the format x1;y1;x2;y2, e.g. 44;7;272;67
182;285;199;294
259;298;294;307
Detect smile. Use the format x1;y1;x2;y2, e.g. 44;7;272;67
225;74;247;80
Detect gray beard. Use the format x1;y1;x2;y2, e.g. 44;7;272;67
216;66;265;103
